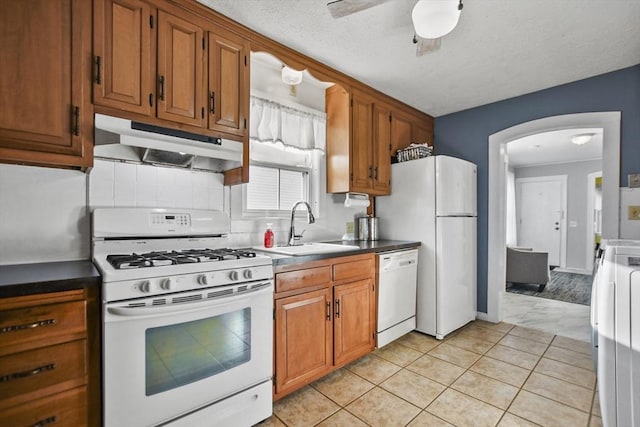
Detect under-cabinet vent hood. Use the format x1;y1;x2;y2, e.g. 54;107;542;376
93;114;243;172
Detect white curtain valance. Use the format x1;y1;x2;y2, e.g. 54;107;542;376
250;96;326;152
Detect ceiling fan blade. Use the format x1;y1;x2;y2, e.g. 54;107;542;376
327;0;389;19
415;36;442;56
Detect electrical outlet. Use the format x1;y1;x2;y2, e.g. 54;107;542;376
346;222;354;233
629;174;640;188
629;206;640;220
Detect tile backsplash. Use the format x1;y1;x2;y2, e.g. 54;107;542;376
89;159;224;210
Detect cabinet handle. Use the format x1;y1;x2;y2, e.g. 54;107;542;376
210;91;215;114
0;318;56;333
0;363;56;383
158;75;165;101
72;106;80;136
374;167;378;180
368;166;373;179
326;301;331;320
31;416;57;427
335;299;340;318
95;56;102;84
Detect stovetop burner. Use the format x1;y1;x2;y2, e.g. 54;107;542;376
106;248;258;270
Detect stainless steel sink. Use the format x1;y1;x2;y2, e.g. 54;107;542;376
254;242;360;256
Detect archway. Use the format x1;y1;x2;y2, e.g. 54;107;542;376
485;112;620;322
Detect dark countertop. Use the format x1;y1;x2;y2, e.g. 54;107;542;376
258;239;420;268
0;260;101;298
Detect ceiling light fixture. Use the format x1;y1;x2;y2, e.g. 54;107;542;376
412;0;463;39
281;66;303;86
571;133;595;145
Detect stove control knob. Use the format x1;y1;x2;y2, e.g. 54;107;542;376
197;274;209;286
160;278;172;290
243;269;253;280
139;280;151;293
229;270;239;281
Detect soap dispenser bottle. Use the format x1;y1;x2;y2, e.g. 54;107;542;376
264;223;274;248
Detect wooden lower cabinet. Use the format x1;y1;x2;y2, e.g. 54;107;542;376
273;254;376;400
274;288;332;397
0;288;99;427
333;278;376;366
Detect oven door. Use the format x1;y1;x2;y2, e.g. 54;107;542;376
103;281;273;427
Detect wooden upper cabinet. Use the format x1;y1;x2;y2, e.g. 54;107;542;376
157;10;205;127
326;86;391;195
391;108;434;155
0;0;92;169
390;110;412;156
372;103;392;194
93;0;156;116
350;92;374;193
207;28;249;137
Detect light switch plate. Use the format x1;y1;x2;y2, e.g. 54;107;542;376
629;206;640;220
629;173;640;188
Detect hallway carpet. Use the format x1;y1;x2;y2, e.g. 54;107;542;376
506;270;593;305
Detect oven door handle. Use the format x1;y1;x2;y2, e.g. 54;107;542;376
106;284;273;318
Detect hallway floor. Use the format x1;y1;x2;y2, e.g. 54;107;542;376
259;321;600;427
502;291;591;342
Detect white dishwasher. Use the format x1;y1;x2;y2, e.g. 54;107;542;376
377;248;419;348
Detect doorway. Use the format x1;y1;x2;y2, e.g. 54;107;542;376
486;112;621;324
516;175;567;267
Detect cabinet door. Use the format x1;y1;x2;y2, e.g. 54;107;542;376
0;0;91;169
157;10;205;127
372;104;391;195
275;288;332;397
94;0;155;116
412;119;433;146
391;111;412;154
350;92;373;193
333;278;375;366
207;29;248;137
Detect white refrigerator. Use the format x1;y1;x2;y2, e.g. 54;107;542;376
377;155;477;339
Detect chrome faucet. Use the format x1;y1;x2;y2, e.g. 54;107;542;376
287;201;315;246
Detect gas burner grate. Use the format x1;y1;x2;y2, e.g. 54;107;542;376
106;248;258;269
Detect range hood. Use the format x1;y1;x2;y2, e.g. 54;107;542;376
94;114;243;172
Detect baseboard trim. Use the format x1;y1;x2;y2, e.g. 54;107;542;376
554;267;592;275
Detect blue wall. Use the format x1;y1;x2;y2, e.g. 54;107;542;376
435;64;640;313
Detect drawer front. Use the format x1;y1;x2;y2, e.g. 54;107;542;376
0;300;86;353
333;257;374;282
0;385;87;427
276;266;332;293
0;340;86;404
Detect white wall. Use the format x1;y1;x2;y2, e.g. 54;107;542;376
0;164;89;264
514;159;602;271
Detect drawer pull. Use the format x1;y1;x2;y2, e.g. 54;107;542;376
335;299;340;318
1;318;56;333
0;363;56;383
326;301;331;320
32;416;57;427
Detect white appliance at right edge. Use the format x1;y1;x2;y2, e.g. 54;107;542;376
377;155;477;339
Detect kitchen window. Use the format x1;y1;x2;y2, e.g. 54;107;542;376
245;165;309;212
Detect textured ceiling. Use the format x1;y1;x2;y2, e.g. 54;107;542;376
197;0;640;117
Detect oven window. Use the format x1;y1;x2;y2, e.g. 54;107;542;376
145;308;251;396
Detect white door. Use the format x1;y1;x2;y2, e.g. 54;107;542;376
516;176;566;266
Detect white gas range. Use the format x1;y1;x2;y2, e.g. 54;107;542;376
92;207;274;427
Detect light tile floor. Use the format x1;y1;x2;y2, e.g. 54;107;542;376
502;291;591;342
259;321;601;427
